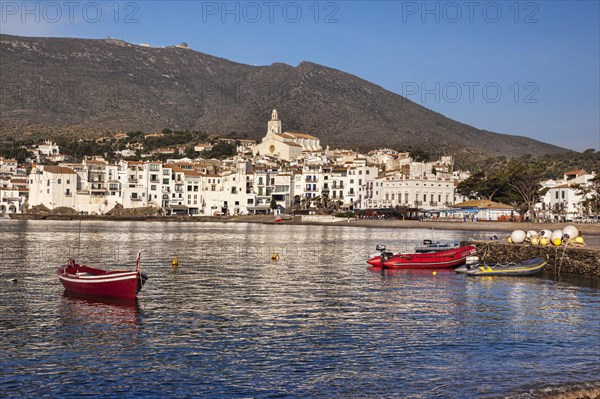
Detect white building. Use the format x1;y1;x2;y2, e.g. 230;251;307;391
537;169;596;221
0;158;18;175
367;172;455;210
29;166;78;210
253;110;322;161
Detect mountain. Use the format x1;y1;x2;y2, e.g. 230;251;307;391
0;34;568;157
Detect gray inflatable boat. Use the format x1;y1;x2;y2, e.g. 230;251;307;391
465;258;547;276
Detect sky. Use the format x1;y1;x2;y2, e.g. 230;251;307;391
1;0;599;151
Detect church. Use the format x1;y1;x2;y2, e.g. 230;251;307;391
252;110;322;161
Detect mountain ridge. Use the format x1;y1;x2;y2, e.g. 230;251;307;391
0;34;569;157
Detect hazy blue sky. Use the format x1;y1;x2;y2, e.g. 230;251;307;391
2;0;599;151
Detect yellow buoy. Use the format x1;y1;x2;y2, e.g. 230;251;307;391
432;271;437;276
171;257;178;271
530;237;539;246
575;236;585;244
539;238;549;246
508;237;513;244
552;238;562;246
271;253;279;262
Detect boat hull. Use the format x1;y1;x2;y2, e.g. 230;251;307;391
367;245;477;269
466;258;546;276
57;264;147;300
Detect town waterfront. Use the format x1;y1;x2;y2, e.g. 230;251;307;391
1;220;599;398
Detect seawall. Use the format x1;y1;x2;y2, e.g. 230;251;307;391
467;240;600;278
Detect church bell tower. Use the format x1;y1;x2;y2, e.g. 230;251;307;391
267;109;282;137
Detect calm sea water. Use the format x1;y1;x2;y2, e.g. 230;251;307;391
1;220;599;399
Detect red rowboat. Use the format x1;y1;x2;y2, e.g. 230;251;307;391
367;245;477;269
57;251;148;300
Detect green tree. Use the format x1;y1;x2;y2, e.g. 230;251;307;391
574;174;600;215
203;142;236;159
504;160;546;218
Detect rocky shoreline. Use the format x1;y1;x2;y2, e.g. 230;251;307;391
466;240;600;278
508;381;600;399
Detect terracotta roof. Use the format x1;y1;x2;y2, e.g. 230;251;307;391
44;166;77;175
283;132;318;140
451;199;514;210
565;169;586;175
184;171;204;177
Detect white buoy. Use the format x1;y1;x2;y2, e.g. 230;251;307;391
551;230;563;241
527;230;538;239
510;230;527;244
562;225;579;240
539;229;552;238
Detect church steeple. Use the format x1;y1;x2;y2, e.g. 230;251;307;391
267;109;282;137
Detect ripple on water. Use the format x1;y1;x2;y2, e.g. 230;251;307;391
0;221;598;398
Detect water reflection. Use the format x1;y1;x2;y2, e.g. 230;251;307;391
0;221;598;398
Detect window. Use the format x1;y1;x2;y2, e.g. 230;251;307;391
151;185;156;191
150;164;160;171
66;179;70;184
163;178;169;185
555;191;559;199
561;191;565;199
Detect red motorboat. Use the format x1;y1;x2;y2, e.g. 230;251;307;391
57;251;148;300
367;244;477;269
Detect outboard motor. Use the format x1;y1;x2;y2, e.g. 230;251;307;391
375;244;394;270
